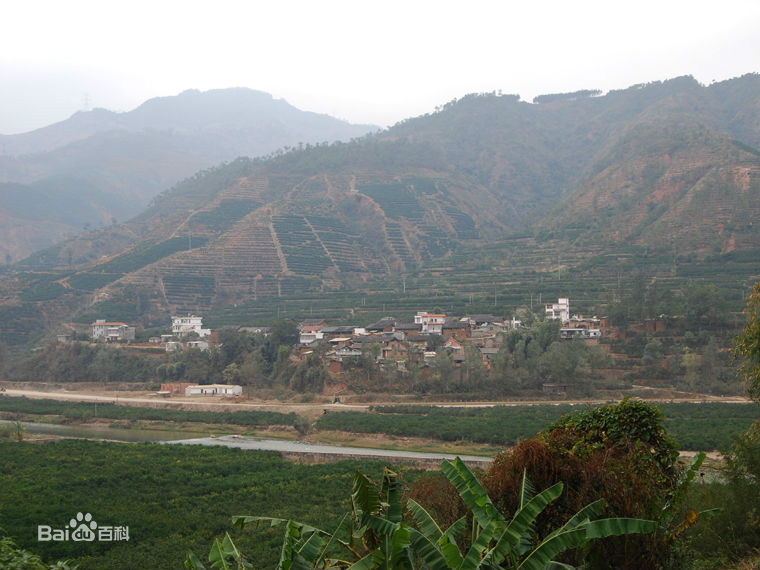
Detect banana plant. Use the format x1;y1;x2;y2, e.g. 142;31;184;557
408;457;657;570
347;468;416;570
660;452;720;544
188;467;417;570
188;460;657;570
185;532;252;570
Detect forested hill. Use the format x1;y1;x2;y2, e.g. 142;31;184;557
385;74;760;234
3;73;760;344
0;88;377;263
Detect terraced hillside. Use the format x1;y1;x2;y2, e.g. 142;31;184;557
52;164;500;318
3;74;760;344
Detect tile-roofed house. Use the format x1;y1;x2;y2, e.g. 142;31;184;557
381;338;409;360
365;317;396;333
348;335;384;352
468;314;501;326
299;319;328;344
405;334;430;348
394;322;422;338
443;336;464;356
479;347;500;367
321;325;357;339
442;317;470;339
328;336;353;348
394;322;422;333
300;318;328;332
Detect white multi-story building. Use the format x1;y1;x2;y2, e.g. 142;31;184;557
545;298;570;324
414;311;446;334
91;320;135;342
171;315;211;338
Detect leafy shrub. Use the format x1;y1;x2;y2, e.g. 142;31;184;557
482;400;681;570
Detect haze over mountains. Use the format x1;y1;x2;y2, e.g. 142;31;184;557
0;88;377;262
2;73;760;345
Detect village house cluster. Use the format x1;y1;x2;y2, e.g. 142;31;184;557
89;314;215;351
83;299;605;395
294;301;604;378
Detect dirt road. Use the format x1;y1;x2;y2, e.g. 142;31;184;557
2;386;750;420
2;388;369;418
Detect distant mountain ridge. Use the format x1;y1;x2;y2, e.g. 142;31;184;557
0;88;378;262
0;88;376;156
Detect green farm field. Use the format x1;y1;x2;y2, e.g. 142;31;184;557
315;402;760;451
0;440;397;570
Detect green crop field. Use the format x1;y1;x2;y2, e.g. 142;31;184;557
0;441;398;570
316;402;760;451
0;397;298;427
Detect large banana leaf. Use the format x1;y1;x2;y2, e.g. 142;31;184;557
544;500;604;540
514;470;538;556
232;516;355;569
278;520;323;570
582;517;657;539
346;550;382;570
516;527;588;570
406;499;444;542
480;482;564;567
409;528;450;569
459;519;502;569
517;517;657;570
438;518;467;569
185;532;251;570
208;538;232;570
441;458;504;530
518;469;536;510
344;526;414;570
185;550;209;570
388;524;415;570
382;468;404;524
353;471;382;525
406;509;467;570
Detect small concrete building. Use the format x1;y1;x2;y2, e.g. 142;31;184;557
545;298;570;324
171;315;211;338
414;312;446;334
185;384;243;397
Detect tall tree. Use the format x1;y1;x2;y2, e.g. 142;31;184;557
732;282;760;401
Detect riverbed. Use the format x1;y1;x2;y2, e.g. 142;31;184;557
4;420;492;463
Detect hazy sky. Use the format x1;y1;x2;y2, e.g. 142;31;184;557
2;0;759;134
